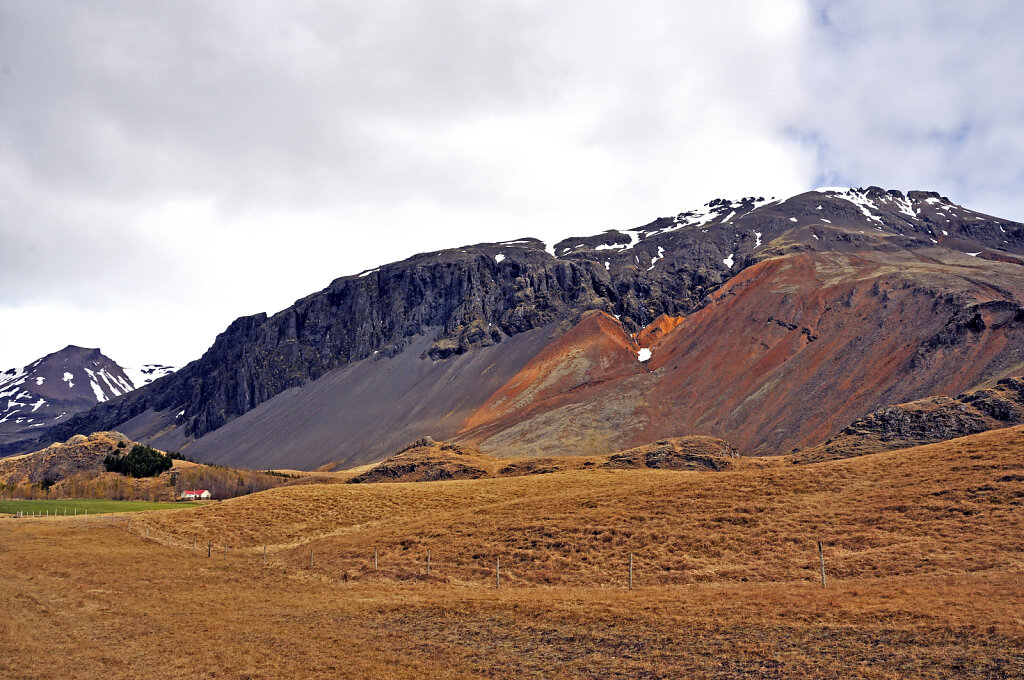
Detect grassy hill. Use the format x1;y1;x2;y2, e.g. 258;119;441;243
132;424;1024;587
1;425;1021;678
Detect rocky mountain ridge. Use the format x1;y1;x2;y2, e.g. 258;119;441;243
5;187;1024;467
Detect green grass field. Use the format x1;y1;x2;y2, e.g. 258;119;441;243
0;499;198;515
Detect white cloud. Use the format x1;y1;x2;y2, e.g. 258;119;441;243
0;0;1021;370
802;0;1024;217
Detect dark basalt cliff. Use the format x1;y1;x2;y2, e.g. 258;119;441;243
7;186;1024;462
26;227;740;449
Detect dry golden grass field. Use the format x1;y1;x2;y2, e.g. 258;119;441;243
2;425;1023;678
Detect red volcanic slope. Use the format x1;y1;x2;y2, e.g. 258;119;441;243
459;310;647;454
635;314;685;348
458;248;1024;457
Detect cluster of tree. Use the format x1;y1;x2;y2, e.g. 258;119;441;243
104;444;173;478
2;464;295;502
0;473;170;501
170;465;293;499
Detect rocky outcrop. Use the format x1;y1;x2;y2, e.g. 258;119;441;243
604;436;739;471
0;431;132;485
793;378;1024;462
347;438;493;483
348;435;742;483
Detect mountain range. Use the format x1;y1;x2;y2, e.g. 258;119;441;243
4;186;1023;469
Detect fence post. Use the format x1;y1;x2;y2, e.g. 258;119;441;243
374;547;378;572
224;544;228;559
496;557;500;588
818;541;826;588
127;518;131;533
427;550;431;576
310;547;314;568
208;541;211;558
263;545;267;567
629;552;634;591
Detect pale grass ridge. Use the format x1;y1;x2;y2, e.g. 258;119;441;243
132;425;1024;588
2;425;1022;678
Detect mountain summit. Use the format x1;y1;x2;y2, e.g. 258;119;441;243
6;187;1024;467
0;346;174;449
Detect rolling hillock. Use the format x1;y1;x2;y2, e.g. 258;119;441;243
0;431;290;502
0;431;131;486
347;434;740;483
131;424;1024;588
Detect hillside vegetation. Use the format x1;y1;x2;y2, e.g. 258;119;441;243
2;425;1021;678
135;425;1024;587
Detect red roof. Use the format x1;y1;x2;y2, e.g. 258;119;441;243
183;489;209;494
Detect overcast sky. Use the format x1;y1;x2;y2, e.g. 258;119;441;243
2;0;1023;371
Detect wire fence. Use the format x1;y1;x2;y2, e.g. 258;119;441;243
6;512;833;590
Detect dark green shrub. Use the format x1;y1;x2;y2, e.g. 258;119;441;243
104;444;173;478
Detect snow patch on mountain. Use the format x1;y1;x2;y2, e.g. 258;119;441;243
647;246;666;271
122;364;176;389
818;188;885;225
